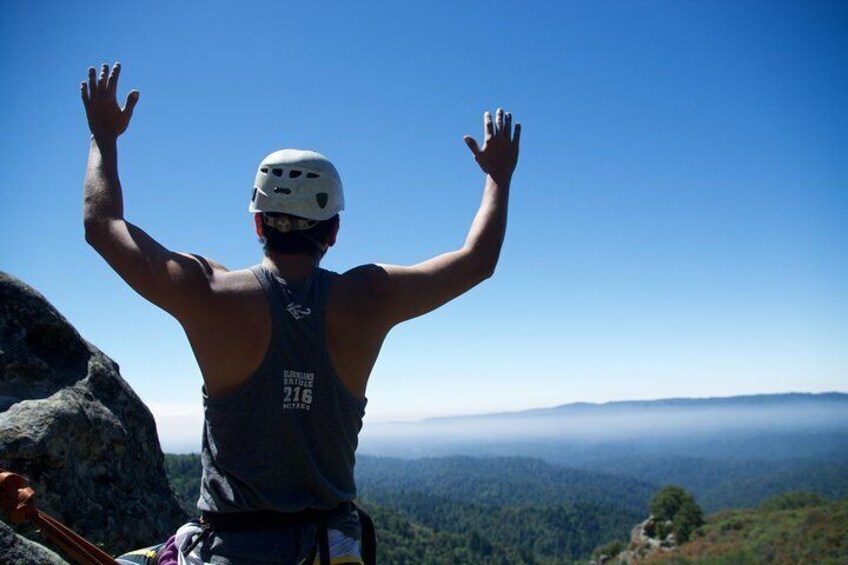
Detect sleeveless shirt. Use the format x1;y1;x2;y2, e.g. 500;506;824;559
197;265;367;514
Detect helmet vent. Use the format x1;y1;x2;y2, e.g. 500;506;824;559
251;188;257;201
274;187;292;194
316;193;328;208
260;167;269;174
272;168;283;177
289;170;302;178
307;172;320;179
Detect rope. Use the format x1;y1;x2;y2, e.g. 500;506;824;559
0;469;118;565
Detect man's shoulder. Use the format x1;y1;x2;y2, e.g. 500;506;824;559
172;253;232;281
214;267;263;291
176;255;261;297
327;264;392;326
176;262;265;329
336;263;388;287
333;264;390;299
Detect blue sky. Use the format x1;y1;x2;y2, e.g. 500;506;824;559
2;1;846;451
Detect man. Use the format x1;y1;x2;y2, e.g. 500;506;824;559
81;62;520;564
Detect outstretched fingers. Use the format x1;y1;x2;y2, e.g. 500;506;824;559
123;90;140;117
81;82;90;107
82;62;140;137
463;135;482;159
107;62;121;95
88;67;97;99
484;111;494;141
513;123;522;154
465;109;521;180
97;64;108;96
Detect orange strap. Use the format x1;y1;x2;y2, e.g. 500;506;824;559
0;470;117;565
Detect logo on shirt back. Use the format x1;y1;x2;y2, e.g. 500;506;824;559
283;370;314;411
286;302;311;320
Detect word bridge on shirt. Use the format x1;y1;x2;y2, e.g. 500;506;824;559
282;370;314;410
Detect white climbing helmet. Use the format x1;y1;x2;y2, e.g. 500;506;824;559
248;149;344;221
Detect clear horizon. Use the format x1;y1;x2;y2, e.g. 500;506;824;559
2;2;846;452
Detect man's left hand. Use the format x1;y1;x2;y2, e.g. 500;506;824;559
81;62;139;141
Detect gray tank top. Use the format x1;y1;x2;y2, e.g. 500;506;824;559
198;265;367;514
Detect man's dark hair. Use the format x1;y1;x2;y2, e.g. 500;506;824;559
260;214;339;257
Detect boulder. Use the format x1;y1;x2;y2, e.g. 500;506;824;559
612;515;678;563
0;521;68;564
0;272;187;556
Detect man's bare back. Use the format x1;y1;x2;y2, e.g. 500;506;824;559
172;259;386;400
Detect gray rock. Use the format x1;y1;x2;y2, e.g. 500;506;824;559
616;514;679;563
0;520;68;564
0;272;187;555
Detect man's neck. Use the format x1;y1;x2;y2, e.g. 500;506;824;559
261;252;320;283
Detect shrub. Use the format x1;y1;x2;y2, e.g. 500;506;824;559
650;485;705;543
650;485;689;522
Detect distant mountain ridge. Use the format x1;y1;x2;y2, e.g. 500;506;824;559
361;391;848;445
404;392;848;423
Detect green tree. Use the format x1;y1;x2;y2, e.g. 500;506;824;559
672;498;704;542
650;485;689;522
649;485;705;543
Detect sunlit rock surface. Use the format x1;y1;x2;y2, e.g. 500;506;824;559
0;272;187;557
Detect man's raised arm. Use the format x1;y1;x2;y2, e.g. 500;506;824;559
81;63;216;318
343;108;521;329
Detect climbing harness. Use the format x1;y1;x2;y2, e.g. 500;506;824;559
199;501;376;565
356;504;377;565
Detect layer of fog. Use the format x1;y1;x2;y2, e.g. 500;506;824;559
359;397;848;444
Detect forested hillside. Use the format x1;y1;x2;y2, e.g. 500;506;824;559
357;455;646;561
362;500;632;564
356;456;655;513
164;452;847;563
165;454;643;563
572;454;848;512
164;453;202;515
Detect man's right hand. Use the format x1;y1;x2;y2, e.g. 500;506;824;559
81;62;139;141
463;108;521;186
